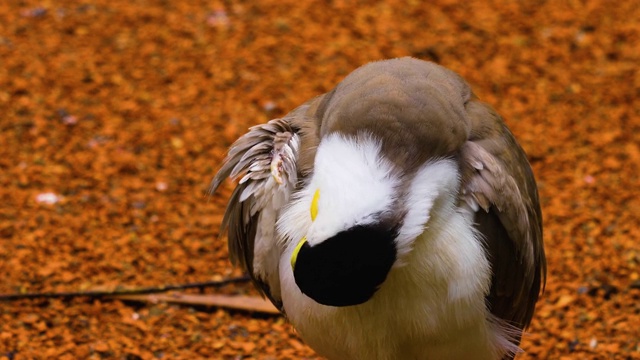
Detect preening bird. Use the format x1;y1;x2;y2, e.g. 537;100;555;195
210;57;546;360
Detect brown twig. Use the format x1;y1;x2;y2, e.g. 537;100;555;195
0;276;251;301
115;293;280;314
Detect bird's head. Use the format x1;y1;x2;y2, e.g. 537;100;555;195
282;133;400;307
278;132;460;307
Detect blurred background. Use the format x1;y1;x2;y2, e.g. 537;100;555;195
1;0;638;358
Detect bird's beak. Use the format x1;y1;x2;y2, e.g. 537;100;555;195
290;224;398;307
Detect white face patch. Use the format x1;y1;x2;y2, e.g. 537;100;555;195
277;134;398;247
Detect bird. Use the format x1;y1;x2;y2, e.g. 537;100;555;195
210;57;546;360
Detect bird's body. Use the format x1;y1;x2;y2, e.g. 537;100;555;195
211;57;545;360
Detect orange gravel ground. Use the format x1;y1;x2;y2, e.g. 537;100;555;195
1;0;639;359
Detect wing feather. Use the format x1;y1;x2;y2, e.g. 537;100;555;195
210;117;302;311
209;95;323;311
460;98;546;346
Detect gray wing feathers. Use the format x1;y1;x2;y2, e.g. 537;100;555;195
462;141;534;270
210;118;301;310
460;99;546;334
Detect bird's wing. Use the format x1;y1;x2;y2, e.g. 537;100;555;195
209;100;321;311
459;97;547;333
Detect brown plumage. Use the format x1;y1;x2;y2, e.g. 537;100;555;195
210;57;546;359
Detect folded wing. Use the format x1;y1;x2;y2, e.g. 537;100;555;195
460;97;547;344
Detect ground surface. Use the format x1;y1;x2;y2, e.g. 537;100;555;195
1;0;639;359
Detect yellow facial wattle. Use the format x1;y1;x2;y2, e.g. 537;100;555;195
291;189;320;270
310;189;320;221
290;237;307;269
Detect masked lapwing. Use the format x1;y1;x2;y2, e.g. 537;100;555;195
210;57;546;360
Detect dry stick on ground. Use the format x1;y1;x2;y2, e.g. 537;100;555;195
0;275;279;314
0;276;280;315
115;293;281;314
0;276;251;301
